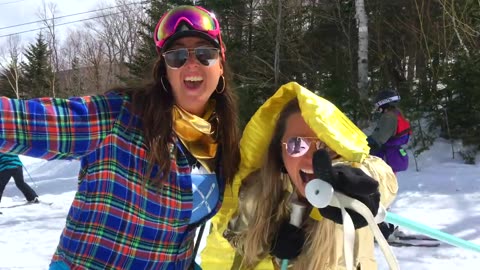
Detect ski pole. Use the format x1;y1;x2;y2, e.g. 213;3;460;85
305;182;399;270
280;200;306;270
22;164;38;188
306;150;399;270
306;179;480;255
386;212;480;253
307;178;480;261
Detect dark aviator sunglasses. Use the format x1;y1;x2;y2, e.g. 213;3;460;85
162;47;220;69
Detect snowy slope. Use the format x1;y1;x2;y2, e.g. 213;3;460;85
0;139;479;269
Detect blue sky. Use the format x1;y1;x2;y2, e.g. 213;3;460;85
0;0;116;44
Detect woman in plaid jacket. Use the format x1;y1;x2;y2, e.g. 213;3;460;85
0;5;240;270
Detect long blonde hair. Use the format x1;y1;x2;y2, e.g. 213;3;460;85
240;99;337;269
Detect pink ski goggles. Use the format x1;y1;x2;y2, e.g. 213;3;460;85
154;6;225;59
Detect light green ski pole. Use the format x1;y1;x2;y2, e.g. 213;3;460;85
386;212;480;253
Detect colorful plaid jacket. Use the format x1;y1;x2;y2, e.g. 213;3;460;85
0;92;225;270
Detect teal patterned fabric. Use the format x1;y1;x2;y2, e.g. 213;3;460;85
0;153;22;171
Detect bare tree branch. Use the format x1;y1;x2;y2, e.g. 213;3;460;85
37;0;59;97
0;35;23;98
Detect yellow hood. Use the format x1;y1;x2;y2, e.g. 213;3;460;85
200;82;370;269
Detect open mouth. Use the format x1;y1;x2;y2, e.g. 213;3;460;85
300;169;316;184
184;76;203;89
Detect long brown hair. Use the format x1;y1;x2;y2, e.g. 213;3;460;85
118;54;240;187
240;99;337;269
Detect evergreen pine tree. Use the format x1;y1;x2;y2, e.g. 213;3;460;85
0;69;13;97
20;32;54;98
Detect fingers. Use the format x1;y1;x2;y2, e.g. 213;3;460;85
312;149;334;184
312;149;379;196
334;166;379;195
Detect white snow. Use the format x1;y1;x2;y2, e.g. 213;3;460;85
1;139;479;269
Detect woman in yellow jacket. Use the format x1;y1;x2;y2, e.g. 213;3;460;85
200;82;398;270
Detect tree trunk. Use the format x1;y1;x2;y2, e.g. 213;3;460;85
355;0;369;101
274;0;283;88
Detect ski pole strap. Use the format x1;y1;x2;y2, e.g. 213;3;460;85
329;195;355;270
189;222;207;269
332;193;400;270
386;212;480;253
281;195;360;270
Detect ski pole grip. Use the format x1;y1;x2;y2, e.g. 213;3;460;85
289;200;306;227
306;179;400;270
304;179;334;208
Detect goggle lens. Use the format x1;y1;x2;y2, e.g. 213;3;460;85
163;48;220;69
155;6;219;48
284;137;324;157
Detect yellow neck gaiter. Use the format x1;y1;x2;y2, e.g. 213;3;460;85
172;101;218;172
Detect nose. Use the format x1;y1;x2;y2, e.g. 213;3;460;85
302;146;315;163
184;50;200;67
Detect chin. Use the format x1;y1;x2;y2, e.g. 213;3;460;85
293;182;307;197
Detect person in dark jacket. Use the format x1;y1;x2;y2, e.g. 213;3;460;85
0;153;39;205
367;89;411;173
367;88;411;240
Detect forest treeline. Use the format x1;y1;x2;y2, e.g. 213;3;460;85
1;0;479;164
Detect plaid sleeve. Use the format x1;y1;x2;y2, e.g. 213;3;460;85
0;92;126;160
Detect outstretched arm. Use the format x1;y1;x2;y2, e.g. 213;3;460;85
0;92;125;160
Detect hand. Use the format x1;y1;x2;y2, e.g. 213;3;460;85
270;221;306;260
313;149;380;229
367;136;380;153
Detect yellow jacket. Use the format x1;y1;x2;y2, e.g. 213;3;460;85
200;82;398;269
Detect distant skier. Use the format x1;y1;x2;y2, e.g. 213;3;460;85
368;88;411;172
367;88;412;240
0;153;39;208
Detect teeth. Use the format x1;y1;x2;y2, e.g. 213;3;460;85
185;76;203;82
300;168;313;174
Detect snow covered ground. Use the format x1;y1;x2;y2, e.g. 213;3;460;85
1;139;479;269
